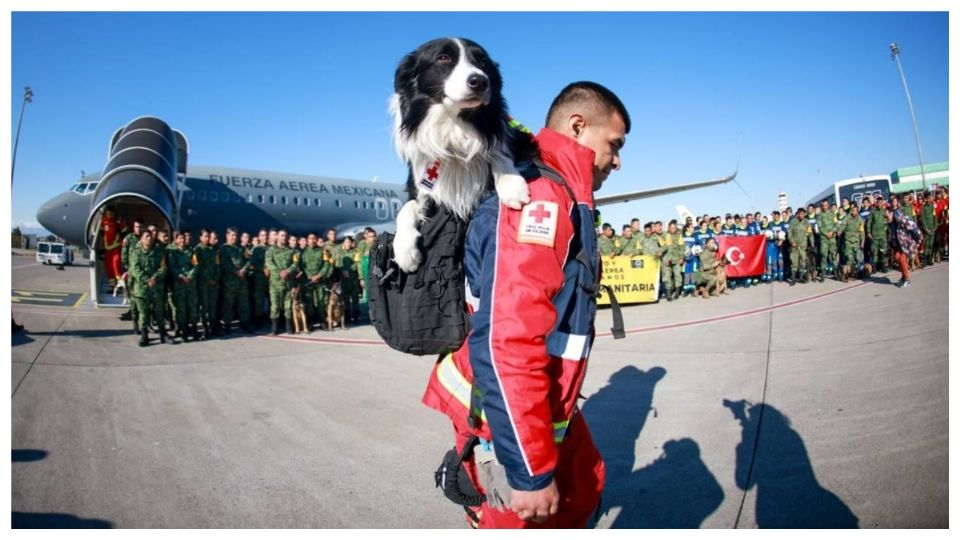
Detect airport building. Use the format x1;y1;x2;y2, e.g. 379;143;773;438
890;161;950;194
806;161;949;207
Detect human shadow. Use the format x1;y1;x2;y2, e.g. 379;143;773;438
582;366;724;528
725;399;859;528
12;449;48;462
12;332;35;347
12;512;112;528
20;329;136;339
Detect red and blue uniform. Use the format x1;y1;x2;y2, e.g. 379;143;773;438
422;128;605;528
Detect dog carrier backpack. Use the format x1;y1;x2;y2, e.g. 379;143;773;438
367;202;471;355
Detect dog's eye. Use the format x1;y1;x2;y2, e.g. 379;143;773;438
437;53;452;64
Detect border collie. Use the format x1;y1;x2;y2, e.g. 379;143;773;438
389;37;533;272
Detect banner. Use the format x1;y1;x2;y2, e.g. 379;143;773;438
598;255;660;305
717;236;765;278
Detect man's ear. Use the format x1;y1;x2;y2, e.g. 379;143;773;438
568;113;586;139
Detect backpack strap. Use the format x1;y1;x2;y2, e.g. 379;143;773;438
523;159;626;340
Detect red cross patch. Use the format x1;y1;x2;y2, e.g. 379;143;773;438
419;160;441;191
517;201;559;247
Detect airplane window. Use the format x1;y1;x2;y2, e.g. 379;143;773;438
305;198;311;207
198;191;207;201
315;198;321;207
377;201;384;209
336;200;342;208
258;194;264;204
293;197;299;206
85;183;97;193
269;195;275;204
247;194;253;203
210;191;218;202
354;201;360;209
281;196;287;205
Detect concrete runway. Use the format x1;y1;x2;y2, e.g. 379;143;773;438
11;253;949;528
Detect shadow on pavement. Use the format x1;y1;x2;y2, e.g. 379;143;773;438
12;512;112;528
12;449;48;462
583;366;725;528
725;399;859;528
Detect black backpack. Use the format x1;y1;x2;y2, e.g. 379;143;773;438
367;201;471;355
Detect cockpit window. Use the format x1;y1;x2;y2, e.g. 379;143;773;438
85;183;97;193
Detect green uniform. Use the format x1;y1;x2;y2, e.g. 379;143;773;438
219;244;251;327
787;217;810;279
617;234;641;257
168;244;198;331
337;246;362;321
301;245;334;324
640;234;662;257
357;239;373;302
697;246;719;294
866;207;888;270
193;244;220;330
265;245;300;320
598;235;618;257
841;213;864;271
816;210;840;275
920;202;937;262
121;232;141;320
249;245;269;321
659;231;685;293
129;243;167;330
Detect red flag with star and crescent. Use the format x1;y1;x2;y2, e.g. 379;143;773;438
717;236;765;278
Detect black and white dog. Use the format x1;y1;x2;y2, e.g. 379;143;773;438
390;37;533;272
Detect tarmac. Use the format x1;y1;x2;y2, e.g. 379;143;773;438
10;252;949;528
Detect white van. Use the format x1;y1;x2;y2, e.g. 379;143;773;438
36;242;74;266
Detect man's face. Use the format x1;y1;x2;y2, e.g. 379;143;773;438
298;237;307;250
211;233;219;245
653;223;662;234
141;232;153;248
184;232;193;245
622;228;633;239
259;231;268;245
327;230;337;243
572;112;627;191
277;232;288;246
288;236;298;249
644;227;652;237
746;215;754;224
630;221;640;233
240;233;250;246
602;227;614;238
343;238;354;250
226;230;237;245
308;234;318;248
133;222;142;236
268;231;277;245
157;231;168;244
668;223;678;234
175;234;185;248
726;218;733;226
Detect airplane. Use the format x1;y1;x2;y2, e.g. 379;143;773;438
35;116;737;307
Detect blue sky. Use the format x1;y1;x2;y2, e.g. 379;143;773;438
10;11;949;233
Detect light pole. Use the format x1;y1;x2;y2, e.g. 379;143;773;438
889;43;927;192
11;86;33;186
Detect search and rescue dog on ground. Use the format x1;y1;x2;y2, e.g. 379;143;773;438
290;287;310;334
326;283;346;332
389;37;536;273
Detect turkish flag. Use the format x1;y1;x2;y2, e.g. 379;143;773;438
717;236;765;278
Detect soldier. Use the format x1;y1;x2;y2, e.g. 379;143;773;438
597;223;618;256
301;232;334;330
153;230;173;332
840;203;865;281
640;222;662;257
265;229;300;335
630;218;641;235
323;228;340;268
268;228;278;249
919;192;937;266
219;227;253;334
359;227;377;301
617;224;641;257
168;231;199;341
866;199;889;274
337;236;362;323
193;229;221;339
209;230;223;333
130;230;168;346
659;220;685;301
816;199;840;281
787;207;811;285
249;229;270;326
696;237;721;298
119;219;143;327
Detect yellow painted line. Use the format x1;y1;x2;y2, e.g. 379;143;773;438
72;292;88;308
11;297;63;303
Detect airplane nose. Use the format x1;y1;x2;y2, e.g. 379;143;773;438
36;193;69;236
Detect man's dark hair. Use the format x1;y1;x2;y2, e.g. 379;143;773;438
622;224;631;231
631;217;640;224
545;81;631;133
668;219;677;226
226;226;238;235
602;222;613;231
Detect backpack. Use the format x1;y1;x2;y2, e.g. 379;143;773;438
367;201;471;355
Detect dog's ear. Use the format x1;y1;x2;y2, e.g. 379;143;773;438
394;52;418;94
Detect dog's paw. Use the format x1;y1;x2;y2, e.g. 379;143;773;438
496;173;530;210
393;229;423;273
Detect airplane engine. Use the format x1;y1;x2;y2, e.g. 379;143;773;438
84;116;187;248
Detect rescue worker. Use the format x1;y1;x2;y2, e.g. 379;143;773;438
99;207;124;289
359;227;378;301
265;229;300;335
421;81;629;528
630;218;641;235
764;211;787;282
168;231;199;341
120;219;144;328
250;229;270;327
787;207;810;285
597;223;618;256
681;223;700;297
720;214;736;236
154;230;172;333
193;229;221;340
129;230;167;346
337;236;362;323
840;203;864;281
816;199;840;281
919;192;937;266
219;227;253;335
640;223;661;257
617;224;641;257
697;237;721;297
301;232;333;330
866;197;889;274
298;236;308;252
659;220;685;301
323;228;340;270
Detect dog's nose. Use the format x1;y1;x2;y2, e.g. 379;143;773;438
467;73;489;93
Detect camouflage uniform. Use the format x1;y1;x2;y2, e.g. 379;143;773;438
598;234;618;256
816;210;840;279
121;231;141;327
640;234;662;257
841;212;864;276
697;245;719;295
129;242;167;342
919;202;937;264
866;206;889;271
659;231;685;297
301;245;334;326
787;216;810;283
337;246;362;322
265;244;300;328
617;234;642;257
249;244;269;323
193;244;221;335
219;243;251;331
168;244;198;336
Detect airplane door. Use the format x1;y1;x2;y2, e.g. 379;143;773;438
374;197;389;220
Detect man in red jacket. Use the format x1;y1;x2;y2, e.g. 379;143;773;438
100;207;124;288
423;82;630;528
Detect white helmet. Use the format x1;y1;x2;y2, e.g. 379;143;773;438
691;245;703;256
764;229;774;239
